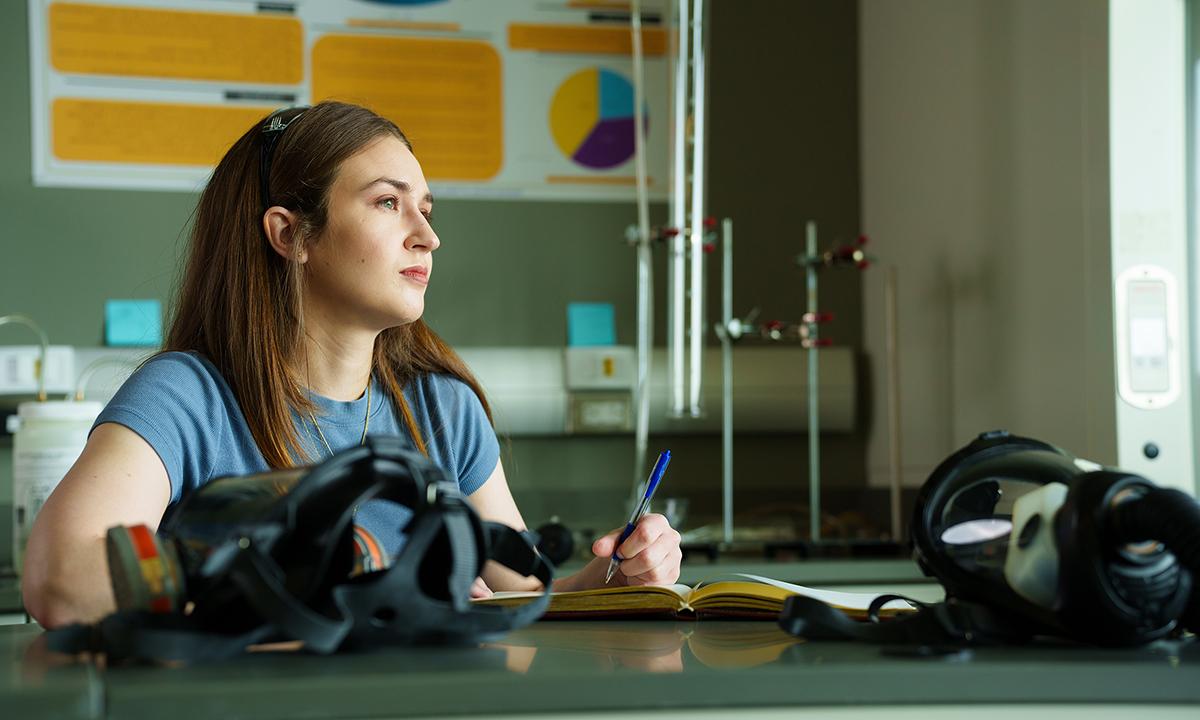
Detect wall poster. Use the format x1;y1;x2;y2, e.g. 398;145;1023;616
29;0;671;201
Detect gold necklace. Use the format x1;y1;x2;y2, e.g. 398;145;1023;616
309;381;371;458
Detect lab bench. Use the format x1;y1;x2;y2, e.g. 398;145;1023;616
3;559;1194;719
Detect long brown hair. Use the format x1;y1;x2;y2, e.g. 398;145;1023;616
166;101;490;467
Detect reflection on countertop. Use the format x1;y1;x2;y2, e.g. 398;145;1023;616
2;618;1199;719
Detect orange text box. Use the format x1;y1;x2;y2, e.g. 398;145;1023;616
508;23;666;56
53;99;271;166
49;2;301;84
312;35;502;181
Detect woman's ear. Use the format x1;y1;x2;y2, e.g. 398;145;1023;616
263;207;306;263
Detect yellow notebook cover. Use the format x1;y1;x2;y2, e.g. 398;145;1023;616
476;573;916;620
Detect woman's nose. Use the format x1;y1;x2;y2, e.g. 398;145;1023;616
405;221;439;253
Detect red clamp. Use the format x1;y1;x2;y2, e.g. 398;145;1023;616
855;234;871;268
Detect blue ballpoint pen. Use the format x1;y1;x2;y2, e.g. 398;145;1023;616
605;449;672;584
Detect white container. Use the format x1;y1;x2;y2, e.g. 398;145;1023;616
8;400;102;576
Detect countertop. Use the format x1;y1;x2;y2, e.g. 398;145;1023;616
3;618;1198;719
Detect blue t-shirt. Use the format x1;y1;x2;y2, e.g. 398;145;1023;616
94;351;499;555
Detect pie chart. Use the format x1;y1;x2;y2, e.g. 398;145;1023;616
549;68;646;170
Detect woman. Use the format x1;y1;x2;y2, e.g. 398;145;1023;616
23;102;681;628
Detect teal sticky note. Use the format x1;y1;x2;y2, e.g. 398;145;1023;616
105;299;163;347
567;303;616;346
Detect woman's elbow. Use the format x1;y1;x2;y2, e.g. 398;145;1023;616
21;562;75;629
21;536;112;629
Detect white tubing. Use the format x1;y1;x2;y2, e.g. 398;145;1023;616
0;314;50;402
72;356;138;402
667;0;689;417
631;0;653;491
686;0;707;418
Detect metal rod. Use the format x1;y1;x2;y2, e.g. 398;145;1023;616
806;221;821;544
686;0;707;418
885;265;903;541
630;0;652;491
721;218;734;545
667;0;689;417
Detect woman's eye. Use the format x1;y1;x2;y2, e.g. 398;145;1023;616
379;197;397;210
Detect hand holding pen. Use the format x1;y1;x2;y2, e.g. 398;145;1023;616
594;450;681;586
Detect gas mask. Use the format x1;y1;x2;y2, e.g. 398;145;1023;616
781;431;1199;647
49;436;552;661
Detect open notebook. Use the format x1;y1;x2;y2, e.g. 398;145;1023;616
474;573;917;620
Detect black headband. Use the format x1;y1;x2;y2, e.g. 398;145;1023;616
259;105;310;213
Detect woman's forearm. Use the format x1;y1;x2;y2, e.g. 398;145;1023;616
21;423;171;629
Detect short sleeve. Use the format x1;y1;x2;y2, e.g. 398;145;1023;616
92;352;229;503
422;375;500;496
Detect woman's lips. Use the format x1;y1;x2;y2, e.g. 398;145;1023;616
400;266;429;285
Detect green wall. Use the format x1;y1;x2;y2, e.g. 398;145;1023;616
0;1;867;568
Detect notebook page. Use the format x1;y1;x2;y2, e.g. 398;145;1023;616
695;573;917;611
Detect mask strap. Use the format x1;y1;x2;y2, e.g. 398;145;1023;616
227;542;352;654
475;522;553;626
779;595;1027;646
440;503;478;613
47;612;276;663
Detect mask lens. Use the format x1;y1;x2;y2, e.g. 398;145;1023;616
940;518;1013;545
936;477;1043;576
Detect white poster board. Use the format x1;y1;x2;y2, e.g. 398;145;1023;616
28;0;671;201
